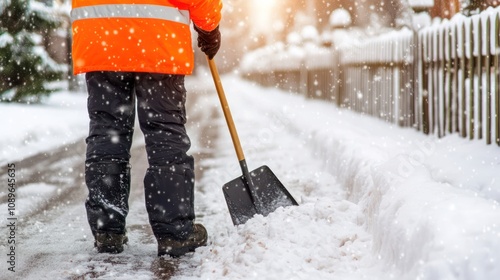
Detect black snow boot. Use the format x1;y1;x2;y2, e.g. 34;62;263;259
94;232;129;254
157;224;207;257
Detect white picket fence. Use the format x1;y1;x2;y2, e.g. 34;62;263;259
338;29;415;127
241;8;500;146
418;9;500;144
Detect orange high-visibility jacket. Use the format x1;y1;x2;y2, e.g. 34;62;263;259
71;0;222;75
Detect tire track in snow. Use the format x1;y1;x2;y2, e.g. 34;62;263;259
0;140;86;208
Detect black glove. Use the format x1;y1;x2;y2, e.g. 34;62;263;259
194;25;221;60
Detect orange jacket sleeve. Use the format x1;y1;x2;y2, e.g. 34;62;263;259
171;0;222;32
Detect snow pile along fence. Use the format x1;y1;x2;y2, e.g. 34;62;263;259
240;7;500;146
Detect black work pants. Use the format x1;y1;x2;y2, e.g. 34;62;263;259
84;71;195;240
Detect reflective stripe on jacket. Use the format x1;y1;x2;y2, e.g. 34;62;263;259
71;0;222;75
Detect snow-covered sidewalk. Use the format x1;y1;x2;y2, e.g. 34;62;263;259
0;74;499;280
184;73;500;280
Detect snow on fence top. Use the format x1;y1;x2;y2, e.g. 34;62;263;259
303;45;335;69
271;45;305;71
240;6;500;75
338;28;414;65
419;6;500;60
240;27;415;74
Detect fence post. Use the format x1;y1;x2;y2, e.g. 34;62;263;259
467;18;475;140
474;16;483;141
452;23;460;134
431;29;437;135
333;51;340;105
407;32;416;128
459;21;467;138
445;23;453;135
438;25;445;137
415;31;423;132
495;14;500;145
484;16;491;145
335;50;342;107
422;30;430;134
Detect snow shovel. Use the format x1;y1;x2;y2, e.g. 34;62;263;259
207;57;298;225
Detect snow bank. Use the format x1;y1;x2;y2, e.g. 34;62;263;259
260;81;500;280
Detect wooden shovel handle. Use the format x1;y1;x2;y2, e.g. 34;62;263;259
207;57;245;162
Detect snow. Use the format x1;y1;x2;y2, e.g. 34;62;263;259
32;44;68;73
339;28;414;65
412;12;432;30
329;8;352;28
30;0;60;23
194;75;500;280
0;86;88;165
1;74;499;279
300;25;319;42
408;0;435;8
0;32;14;48
0;0;11;14
12;183;57;217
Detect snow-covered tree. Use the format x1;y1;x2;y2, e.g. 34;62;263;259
0;0;65;102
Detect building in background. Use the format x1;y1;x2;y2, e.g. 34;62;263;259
429;0;461;18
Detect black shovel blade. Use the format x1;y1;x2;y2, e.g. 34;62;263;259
222;165;298;225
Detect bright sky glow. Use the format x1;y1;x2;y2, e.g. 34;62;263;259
249;0;279;32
